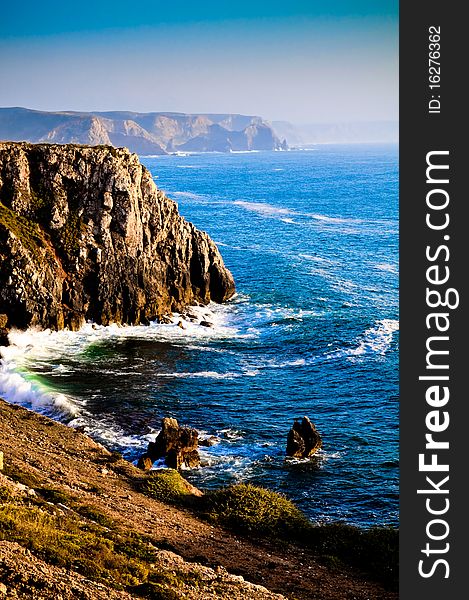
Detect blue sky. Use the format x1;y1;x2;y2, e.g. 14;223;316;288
0;2;398;123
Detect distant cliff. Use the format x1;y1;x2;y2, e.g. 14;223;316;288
0;142;235;331
0;108;287;154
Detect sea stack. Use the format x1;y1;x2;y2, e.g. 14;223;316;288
138;417;200;470
0;142;235;331
286;417;322;458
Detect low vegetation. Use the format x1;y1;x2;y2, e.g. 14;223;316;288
142;469;195;504
0;200;49;261
2;462;397;595
141;478;398;589
204;483;311;536
0;481;200;597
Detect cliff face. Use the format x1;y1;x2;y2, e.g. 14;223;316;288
0;142;235;331
0;108;287;154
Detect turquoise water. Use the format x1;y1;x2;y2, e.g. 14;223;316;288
0;145;399;527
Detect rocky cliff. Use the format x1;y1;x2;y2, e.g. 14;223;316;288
0;108;288;154
0;142;235;331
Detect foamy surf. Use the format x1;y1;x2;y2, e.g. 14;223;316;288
0;302;240;435
328;319;399;361
0;358;81;419
233;200;292;216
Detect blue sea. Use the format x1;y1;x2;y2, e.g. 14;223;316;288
0;145;399;527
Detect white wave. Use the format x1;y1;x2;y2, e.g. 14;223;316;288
375;263;398;274
229;150;260;154
155;370;241;380
171;191;206;200
0;303;241;425
299;254;336;265
4;319;235;363
260;357;306;370
218;428;245;440
233;200;291;216
233;201;367;232
280;218;298;224
329;319;399;360
331;278;359;294
0;360;80;418
308;213;363;224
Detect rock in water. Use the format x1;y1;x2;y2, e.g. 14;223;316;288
0;142;235;331
138;417;200;470
286;417;322;458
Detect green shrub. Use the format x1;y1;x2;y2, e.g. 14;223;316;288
203;483;311;537
143;469;195;504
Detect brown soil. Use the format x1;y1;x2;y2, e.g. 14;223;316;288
0;399;397;599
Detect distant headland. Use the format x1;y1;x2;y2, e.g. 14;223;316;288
0;107;287;155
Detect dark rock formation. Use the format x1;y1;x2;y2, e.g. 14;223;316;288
286;417;322;459
0;142;235;331
138;417;200;470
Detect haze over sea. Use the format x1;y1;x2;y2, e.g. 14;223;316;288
0;144;398;527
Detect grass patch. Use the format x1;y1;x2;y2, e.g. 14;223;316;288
0;488;204;596
58;211;85;261
203;483;311;537
113;532;159;562
76;504;115;529
2;462;42;489
0;201;49;261
0;501;146;586
133;570;203;599
142;469;196;504
0;486;13;503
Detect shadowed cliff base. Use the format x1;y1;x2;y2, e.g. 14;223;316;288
0;142;235;332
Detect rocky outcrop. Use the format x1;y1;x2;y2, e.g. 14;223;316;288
286;417;322;459
0;107;288;154
0;142;235;331
138;417;200;470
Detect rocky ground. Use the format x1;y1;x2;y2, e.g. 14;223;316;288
0;399;397;599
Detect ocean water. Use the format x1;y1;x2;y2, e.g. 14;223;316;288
0;145;399;527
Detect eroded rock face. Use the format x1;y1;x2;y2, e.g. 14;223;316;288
0;142;235;330
286;417;322;459
138;417;200;470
